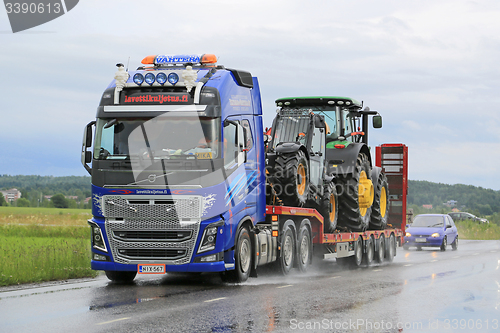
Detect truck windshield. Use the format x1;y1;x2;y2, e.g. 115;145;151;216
94;113;220;161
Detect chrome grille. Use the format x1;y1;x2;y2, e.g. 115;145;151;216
102;195;201;265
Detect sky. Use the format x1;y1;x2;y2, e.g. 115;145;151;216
1;0;500;190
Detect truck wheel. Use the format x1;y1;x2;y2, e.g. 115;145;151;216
362;236;374;266
351;237;363;267
105;271;137;283
275;226;295;275
272;150;309;207
336;154;373;232
221;226;252;283
297;224;312;273
375;235;385;263
385;234;395;262
320;181;338;233
369;172;389;230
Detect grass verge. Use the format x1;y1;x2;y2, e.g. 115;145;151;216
456;220;500;240
0;207;97;287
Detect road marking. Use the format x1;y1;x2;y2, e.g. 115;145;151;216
97;317;130;325
373;269;383;272
490;250;497;253
473;253;480;256
277;284;293;289
431;260;438;262
204;297;227;303
330;276;341;279
404;264;412;267
452;256;460;259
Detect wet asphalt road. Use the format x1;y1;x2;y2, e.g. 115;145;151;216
1;240;500;333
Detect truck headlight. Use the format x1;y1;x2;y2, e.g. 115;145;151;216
198;225;219;253
88;220;107;252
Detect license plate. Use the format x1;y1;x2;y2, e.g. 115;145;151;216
415;238;427;243
138;264;166;274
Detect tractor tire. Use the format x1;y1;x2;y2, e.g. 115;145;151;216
370;172;389;230
271;150;309;207
319;181;338;233
336;154;373;232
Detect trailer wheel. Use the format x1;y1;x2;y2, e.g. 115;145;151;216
369;172;389;230
275;225;295;275
105;271;137;283
351;237;363;267
320;181;338;233
336;154;373;232
272;150;309;207
221;226;251;283
385;234;395;262
375;235;385;263
297;225;312;273
362;236;374;266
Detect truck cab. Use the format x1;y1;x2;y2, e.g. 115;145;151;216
81;54;266;282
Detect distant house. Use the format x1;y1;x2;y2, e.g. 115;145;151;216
422;204;433;209
445;200;457;207
1;188;22;202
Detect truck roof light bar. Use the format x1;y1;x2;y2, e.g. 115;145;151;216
141;54;217;66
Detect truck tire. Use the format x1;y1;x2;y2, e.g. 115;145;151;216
350;237;363;267
319;181;338;233
362;236;374;266
275;225;295;275
375;235;385;263
336;154;373;231
272;150;309;207
105;271;137;283
221;226;252;283
297;224;312;273
369;172;389;230
385;234;395;262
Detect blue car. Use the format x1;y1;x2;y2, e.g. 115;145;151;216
404;214;458;251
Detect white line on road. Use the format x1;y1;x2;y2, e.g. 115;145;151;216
373;269;383;272
277;285;293;289
97;317;130;325
431;260;438;262
204;297;227;303
330;276;341;279
404;264;412;267
452;256;461;259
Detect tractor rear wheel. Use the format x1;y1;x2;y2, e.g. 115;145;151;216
272;150;309;207
337;154;373;231
370;171;389;230
320;181;338;233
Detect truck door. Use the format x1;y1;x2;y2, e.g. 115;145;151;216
309;126;325;194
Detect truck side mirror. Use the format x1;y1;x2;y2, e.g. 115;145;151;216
81;121;96;175
373;115;382;128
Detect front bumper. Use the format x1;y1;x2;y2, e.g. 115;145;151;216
91;260;227;272
405;236;444;247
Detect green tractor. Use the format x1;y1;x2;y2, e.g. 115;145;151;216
265;96;389;232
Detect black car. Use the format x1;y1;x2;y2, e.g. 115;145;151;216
448;212;489;224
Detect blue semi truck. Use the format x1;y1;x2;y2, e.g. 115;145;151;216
81;54;406;283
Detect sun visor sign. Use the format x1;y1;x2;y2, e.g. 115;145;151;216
123;92;191;105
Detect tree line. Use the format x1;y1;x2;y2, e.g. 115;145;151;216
1;175;499;214
0;175;91;209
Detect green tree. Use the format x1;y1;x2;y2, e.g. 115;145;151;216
16;198;30;207
51;193;69;208
0;194;6;206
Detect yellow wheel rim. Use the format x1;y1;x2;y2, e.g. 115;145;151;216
329;192;336;222
380;186;387;218
297;164;306;196
358;170;374;217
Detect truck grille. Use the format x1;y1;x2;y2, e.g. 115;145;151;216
102;195;201;265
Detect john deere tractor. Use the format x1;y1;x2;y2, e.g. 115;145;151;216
265;96;389;232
